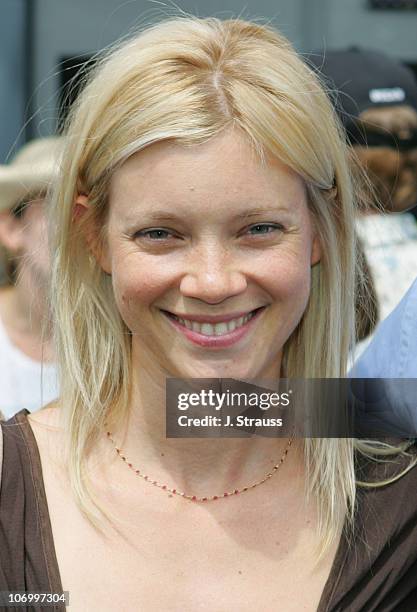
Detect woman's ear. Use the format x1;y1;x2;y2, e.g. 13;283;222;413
74;194;112;274
0;210;23;254
311;234;322;267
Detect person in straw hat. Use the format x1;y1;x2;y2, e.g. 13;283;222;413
0;137;60;418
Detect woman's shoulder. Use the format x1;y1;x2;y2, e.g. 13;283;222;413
357;438;417;478
0;403;63;531
0;403;63;482
0;407;64;596
355;441;417;525
347;443;417;567
1;400;58;430
27;401;62;430
327;443;417;611
1;408;46;470
0;408;47;550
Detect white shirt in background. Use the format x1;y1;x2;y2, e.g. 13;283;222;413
356;212;417;320
0;316;58;419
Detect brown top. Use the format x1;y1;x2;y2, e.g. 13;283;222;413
0;410;64;612
1;410;417;611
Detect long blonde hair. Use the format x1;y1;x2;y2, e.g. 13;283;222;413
50;16;412;554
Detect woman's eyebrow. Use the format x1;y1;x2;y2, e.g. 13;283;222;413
238;206;291;219
140;211;180;222
127;205;290;224
123;210;180;226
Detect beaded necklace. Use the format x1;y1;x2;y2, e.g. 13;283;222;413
106;430;293;502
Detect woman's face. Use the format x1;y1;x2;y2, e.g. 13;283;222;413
101;129;320;379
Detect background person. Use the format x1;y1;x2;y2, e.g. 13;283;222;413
1;18;417;611
351;277;417;437
308;48;417;351
353;277;417;378
0;137;60;418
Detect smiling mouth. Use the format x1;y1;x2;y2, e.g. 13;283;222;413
161;307;265;337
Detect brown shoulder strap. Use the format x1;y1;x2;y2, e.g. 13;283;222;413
0;411;65;602
0;423;3;490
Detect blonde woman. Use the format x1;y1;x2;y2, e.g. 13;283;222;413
1;18;416;612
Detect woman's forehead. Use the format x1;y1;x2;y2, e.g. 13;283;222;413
108;130;306;210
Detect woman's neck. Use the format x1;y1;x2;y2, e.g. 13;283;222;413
107;357;299;500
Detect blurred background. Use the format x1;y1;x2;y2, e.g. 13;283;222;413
2;0;417;162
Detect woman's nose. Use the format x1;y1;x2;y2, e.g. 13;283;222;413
179;244;247;304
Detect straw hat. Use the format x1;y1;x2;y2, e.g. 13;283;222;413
0;137;63;213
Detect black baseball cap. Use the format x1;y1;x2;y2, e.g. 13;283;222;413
306;47;417;148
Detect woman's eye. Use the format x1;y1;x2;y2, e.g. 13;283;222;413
134;224;283;242
135;229;174;241
246;223;284;236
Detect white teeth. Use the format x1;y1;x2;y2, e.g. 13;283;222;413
167;312;262;336
170;311;259;336
227;320;237;332
215;323;228;336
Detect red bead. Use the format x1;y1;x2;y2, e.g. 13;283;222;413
192;496;197;500
224;492;228;497
128;463;132;468
162;485;167;490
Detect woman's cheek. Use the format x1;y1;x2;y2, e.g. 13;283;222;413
110;262;170;330
269;248;312;302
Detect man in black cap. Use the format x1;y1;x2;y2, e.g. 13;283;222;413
308;49;417;435
308;48;417;348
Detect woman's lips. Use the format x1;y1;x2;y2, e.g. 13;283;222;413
161;307;266;348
